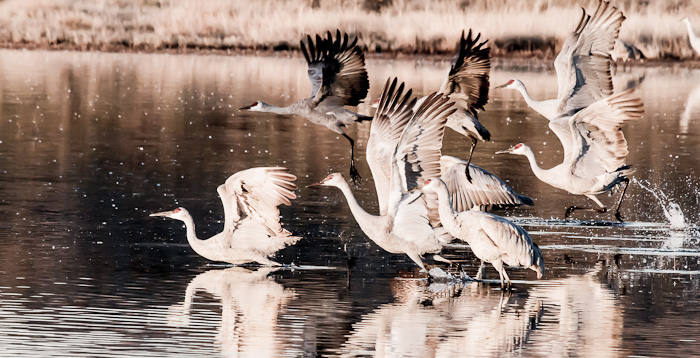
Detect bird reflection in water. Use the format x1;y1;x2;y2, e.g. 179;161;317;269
337;261;622;357
337;278;543;357
167;267;295;357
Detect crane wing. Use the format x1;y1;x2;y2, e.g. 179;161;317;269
554;0;623;113
568;89;644;177
367;78;416;215
476;212;538;266
439;156;534;212
391;93;456;200
390;190;441;248
221;167;297;237
438;30;490;116
300;30;369;106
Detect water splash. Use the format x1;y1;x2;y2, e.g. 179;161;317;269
633;178;686;230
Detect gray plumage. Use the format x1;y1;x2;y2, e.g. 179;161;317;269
150;167;300;265
242;30;370;181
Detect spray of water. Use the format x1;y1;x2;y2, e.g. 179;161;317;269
632;178;686;230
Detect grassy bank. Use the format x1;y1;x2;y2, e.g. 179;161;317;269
0;0;698;60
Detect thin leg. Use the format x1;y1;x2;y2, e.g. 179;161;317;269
342;132;361;185
431;254;453;265
613;178;630;222
475;260;485;281
464;137;477;183
493;260;505;289
407;252;427;272
565;195;607;219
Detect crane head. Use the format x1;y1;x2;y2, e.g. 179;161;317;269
150;207;189;221
306;173;346;188
371;98;380;109
240;101;263;111
421;178;442;192
494;79;522;90
496;143;529;155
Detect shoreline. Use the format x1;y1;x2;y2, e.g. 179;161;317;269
1;41;698;70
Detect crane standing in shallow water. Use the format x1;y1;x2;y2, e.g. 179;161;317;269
422;178;545;289
241;30;370;183
150;167;300;266
497;90;644;221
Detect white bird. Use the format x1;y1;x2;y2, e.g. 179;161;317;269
241;30;370;183
429;30;492;177
422;177;545;289
497;0;624;123
309;79;458;271
367;79;532;218
682;17;700;56
497;90;644;221
150;167;300;266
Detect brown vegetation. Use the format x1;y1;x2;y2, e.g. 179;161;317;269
0;0;698;60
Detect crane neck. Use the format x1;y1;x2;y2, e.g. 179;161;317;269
514;83;558;120
259;101;295;115
520;147;553;184
334;181;383;237
685;20;697;39
178;210;213;259
433;181;460;234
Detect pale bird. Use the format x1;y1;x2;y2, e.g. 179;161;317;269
497;90;644;221
422;178;545;289
241;30;370;183
497;0;624;123
150;167;300;266
309;79;459;271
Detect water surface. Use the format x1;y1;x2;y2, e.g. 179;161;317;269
0;50;699;357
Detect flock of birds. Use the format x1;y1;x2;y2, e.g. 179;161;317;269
150;0;689;289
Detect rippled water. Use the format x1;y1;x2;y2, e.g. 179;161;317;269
0;49;699;357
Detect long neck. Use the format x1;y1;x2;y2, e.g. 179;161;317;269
335;182;382;236
260;102;295;115
520;147;553;184
434;182;460;234
685;20;696;39
515;83;557;119
179;211;212;259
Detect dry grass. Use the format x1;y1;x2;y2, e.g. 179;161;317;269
0;0;698;60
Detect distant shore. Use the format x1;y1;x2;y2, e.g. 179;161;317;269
0;0;698;62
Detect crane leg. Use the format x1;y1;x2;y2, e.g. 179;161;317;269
475;260;486;281
613;178;630;222
565;195;608;219
464;137;477;183
342;133;361;185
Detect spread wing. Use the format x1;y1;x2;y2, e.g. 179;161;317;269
300;30;369;106
439;156;534;212
366;78;416;215
389;190;440;249
568;89;644;177
392;93;456;200
438;29;490;116
218;167;297;237
554;0;624;113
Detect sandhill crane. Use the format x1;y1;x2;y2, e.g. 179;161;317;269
241;30;370;183
682;17;700;56
309;80;458;271
611;39;645;62
497;0;624;122
429;30;492;179
497;90;644;221
422;178;544;289
367;78;533;218
150;167;300;266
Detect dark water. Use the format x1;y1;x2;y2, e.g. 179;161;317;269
0;50;699;357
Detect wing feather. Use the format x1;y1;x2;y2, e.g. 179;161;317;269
438;30;490;115
223;167;297;237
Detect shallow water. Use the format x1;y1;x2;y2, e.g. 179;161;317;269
0;50;699;357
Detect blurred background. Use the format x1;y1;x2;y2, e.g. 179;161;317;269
0;0;699;60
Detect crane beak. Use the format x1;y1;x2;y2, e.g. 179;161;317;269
495;147;515;154
149;211;172;218
239;104;253;110
494;82;509;89
305;182;322;188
